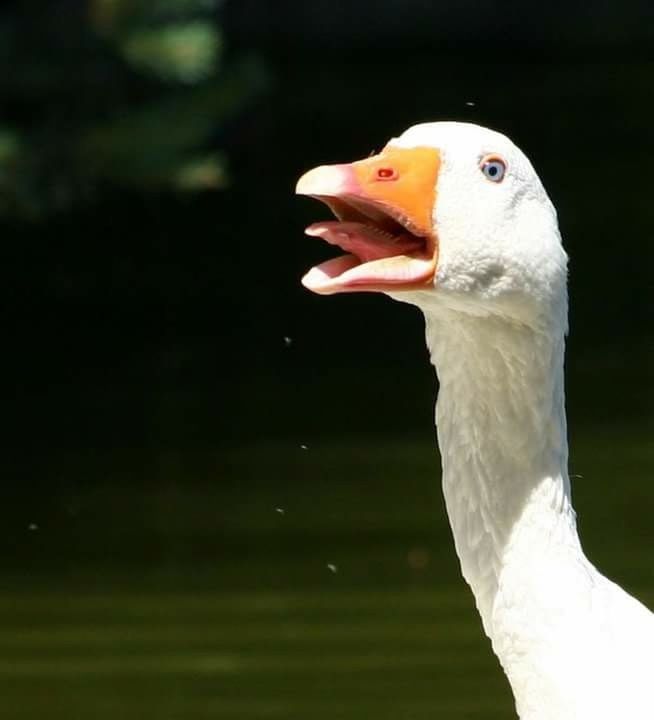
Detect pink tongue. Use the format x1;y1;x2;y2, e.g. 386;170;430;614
305;221;422;262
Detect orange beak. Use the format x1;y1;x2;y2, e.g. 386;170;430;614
296;145;441;295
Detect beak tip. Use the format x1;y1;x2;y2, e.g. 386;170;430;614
295;164;356;198
295;166;327;196
295;177;310;195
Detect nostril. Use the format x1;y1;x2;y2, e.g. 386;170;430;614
376;167;398;180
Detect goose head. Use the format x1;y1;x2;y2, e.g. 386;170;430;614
297;122;568;326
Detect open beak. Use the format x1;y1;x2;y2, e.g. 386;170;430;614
296;145;441;295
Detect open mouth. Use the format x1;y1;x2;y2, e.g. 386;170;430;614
301;196;436;294
296;145;440;295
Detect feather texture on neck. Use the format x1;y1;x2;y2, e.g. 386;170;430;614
425;305;577;632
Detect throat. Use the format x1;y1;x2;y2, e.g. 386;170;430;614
425;308;579;633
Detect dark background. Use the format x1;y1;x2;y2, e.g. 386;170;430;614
4;0;653;458
0;2;653;719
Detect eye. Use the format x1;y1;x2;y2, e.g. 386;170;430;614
375;167;398;181
480;156;506;183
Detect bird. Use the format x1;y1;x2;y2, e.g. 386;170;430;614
295;122;654;720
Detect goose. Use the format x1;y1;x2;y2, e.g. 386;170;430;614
295;122;654;720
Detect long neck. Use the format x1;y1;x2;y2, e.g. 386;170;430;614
425;308;580;634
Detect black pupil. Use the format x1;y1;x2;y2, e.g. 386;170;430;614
488;164;498;177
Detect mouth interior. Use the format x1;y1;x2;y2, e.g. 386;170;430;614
303;195;434;292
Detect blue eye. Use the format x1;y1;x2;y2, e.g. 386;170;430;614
481;156;506;183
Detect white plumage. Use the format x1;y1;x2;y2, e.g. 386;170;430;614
297;122;654;719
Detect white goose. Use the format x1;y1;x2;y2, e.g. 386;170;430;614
296;122;654;720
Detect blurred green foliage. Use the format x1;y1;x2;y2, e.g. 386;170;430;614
0;0;267;218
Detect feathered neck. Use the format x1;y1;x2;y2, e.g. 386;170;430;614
424;305;580;634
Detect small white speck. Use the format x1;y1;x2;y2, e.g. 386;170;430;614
327;563;338;574
28;523;39;531
275;507;285;515
465;101;476;107
300;444;308;450
283;336;292;347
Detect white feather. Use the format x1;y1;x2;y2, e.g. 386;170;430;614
388;122;654;719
